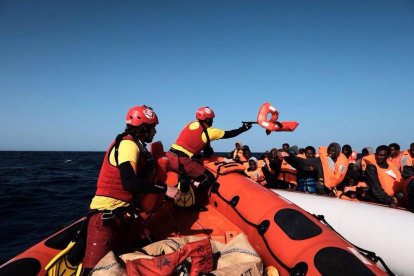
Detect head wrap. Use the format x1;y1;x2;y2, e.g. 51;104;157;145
248;157;258;164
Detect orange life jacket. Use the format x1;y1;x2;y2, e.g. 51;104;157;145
126;237;213;276
363;154;402;196
389;152;404;171
277;160;297;185
202;156;246;175
138;141;168;214
256;102;299;132
318;146;349;188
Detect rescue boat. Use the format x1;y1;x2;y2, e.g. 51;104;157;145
273;189;414;276
1;157;392;276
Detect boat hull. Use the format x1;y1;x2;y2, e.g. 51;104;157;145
273;189;414;276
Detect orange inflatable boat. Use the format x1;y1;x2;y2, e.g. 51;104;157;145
203;157;389;275
1;157;391;275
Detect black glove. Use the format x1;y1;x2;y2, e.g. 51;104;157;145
240;122;253;132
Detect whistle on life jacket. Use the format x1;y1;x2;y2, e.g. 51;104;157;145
257;102;299;135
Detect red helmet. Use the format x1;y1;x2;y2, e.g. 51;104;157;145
196;106;215;120
125;105;158;127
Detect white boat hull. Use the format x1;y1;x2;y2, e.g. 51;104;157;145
272;189;414;276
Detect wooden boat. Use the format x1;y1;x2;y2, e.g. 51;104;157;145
273;189;414;276
0;157;391;275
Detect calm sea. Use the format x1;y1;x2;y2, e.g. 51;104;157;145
0;151;263;264
0;151;103;265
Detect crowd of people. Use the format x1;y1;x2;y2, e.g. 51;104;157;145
79;104;413;274
230;141;414;212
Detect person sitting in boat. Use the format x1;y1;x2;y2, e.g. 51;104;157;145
276;147;298;190
400;143;414;211
240;145;253;166
355;146;373;178
294;146;318;193
282;143;290;152
401;168;414;212
244;157;267;185
229;141;247;163
166;106;252;207
338;169;371;201
260;148;283;188
341;144;352;159
363;145;402;208
82;105;180;274
278;143;348;196
337;144;357;191
342;144;358;164
389;143;404;171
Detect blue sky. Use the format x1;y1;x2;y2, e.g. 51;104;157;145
1;1;413;152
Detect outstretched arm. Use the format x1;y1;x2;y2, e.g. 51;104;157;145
222;123;252;139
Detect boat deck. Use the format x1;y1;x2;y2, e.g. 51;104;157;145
145;202;242;245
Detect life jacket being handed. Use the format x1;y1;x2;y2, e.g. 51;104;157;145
363;154;402;196
318;146;349;189
175;122;207;155
256;102;299;133
277;160;297;186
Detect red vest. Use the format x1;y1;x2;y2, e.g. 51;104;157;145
95;136;148;203
175;122;207;154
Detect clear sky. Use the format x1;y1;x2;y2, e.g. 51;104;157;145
1;1;413;152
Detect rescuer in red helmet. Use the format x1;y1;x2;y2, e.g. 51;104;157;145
166;106;252;208
82;105;180;274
